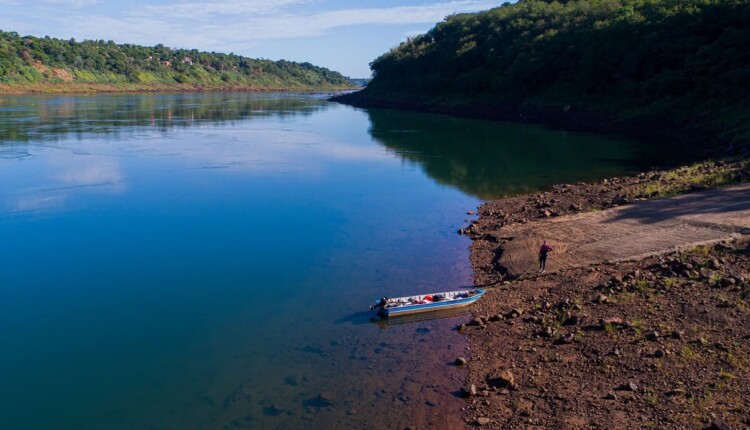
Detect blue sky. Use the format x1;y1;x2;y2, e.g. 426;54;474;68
0;0;506;77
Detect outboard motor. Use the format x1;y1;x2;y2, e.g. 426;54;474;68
370;296;388;311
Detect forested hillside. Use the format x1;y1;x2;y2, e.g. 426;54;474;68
0;30;352;91
343;0;750;148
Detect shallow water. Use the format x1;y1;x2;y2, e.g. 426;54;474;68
0;93;682;429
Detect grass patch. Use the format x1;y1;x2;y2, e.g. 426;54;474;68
680;346;697;360
638;160;750;199
718;369;736;380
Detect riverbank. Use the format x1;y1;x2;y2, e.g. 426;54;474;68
459;160;750;428
0;82;356;94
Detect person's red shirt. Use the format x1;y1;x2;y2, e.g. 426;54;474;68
539;244;553;256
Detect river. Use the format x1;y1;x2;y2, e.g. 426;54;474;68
0;92;681;429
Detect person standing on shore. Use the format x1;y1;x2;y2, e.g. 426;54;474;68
539;240;553;273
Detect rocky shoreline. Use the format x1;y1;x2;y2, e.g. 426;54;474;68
459;160;750;429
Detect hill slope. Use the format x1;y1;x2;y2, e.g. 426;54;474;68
338;0;750;149
0;30;353;92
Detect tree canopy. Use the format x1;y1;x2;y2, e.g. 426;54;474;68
0;30;352;89
360;0;750;146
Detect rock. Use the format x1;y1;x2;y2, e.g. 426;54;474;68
475;417;491;426
706;419;731;430
467;210;475;215
426;400;437;407
666;388;686;396
560;332;576;344
541;326;556;338
493;370;517;390
646;331;660;341
461;384;477;398
508;308;523;318
600;317;625;328
714;342;730;352
594;294;609;304
316;392;336;406
489;314;503;322
570;203;582;211
700;268;715;280
542;209;552;217
468;318;485;327
605;392;617;400
671;330;684;340
654;349;666;358
455;357;467;366
707;258;721;270
619;382;638;392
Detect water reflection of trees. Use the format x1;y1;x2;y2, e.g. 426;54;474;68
0;93;326;142
366;108;682;199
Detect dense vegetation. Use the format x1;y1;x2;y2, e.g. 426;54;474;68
354;0;750;147
0;30;352;91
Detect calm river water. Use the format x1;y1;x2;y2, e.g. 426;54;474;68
0;93;678;429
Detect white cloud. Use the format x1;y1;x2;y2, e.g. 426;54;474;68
43;0;100;5
46;0;497;47
139;0;310;18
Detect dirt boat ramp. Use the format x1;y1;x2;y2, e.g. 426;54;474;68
490;183;750;277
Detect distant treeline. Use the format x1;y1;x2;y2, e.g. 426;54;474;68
0;30;352;90
349;0;750;147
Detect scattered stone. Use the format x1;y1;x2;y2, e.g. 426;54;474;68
541;326;556;338
666;388;686;397
455;357;467;366
425;400;437;407
671;330;684;340
605;392;617;400
654;349;666;358
646;331;660;341
594;294;609;304
489;314;503;322
618;382;638;392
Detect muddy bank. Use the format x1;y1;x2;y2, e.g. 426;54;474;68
459;160;750;429
331;92;738;157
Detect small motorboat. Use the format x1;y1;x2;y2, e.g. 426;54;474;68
371;289;485;318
